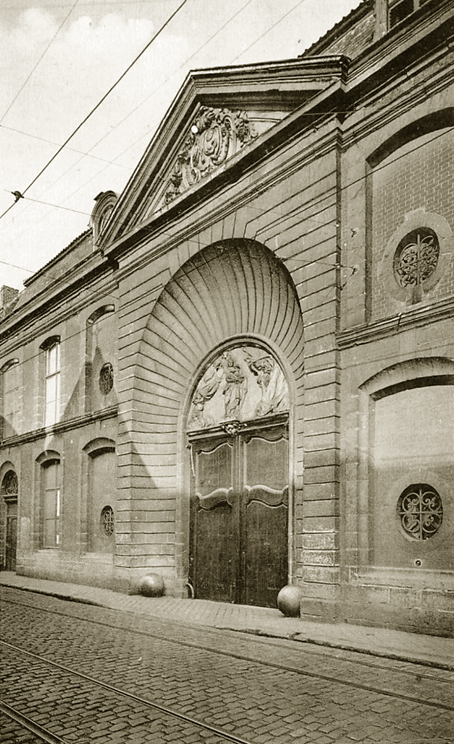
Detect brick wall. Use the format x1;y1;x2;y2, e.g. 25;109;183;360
372;128;454;318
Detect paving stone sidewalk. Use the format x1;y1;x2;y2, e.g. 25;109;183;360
1;571;452;669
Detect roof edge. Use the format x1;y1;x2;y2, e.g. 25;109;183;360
23;228;92;287
301;0;371;57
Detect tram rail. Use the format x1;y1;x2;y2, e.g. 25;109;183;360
1;639;256;744
1;592;453;712
1;701;67;744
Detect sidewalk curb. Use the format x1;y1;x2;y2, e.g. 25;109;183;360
1;583;104;607
2;580;453;672
215;625;454;671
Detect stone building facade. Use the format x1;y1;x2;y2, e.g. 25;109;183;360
1;0;453;635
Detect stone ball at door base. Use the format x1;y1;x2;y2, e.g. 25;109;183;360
139;573;165;597
277;584;302;617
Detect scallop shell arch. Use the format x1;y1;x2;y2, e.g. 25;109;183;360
134;238;304;457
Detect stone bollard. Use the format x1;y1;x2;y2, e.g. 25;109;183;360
139;573;165;597
277;584;303;617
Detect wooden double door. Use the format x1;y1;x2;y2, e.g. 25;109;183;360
189;419;288;608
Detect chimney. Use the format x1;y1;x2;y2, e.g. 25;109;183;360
374;0;389;40
0;285;19;310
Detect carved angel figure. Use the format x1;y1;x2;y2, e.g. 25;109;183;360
221;351;247;419
187;361;224;429
248;355;289;416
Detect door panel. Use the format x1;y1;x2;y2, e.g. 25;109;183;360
244;498;288;607
191;498;236;602
243;431;288;607
197;441;232;496
243;432;288;490
189;421;289;607
190;439;236;602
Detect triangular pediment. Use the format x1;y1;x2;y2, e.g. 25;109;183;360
98;56;349;250
140;105;275;220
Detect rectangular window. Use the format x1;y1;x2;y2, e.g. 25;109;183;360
389;0;428;28
3;364;19;438
45;343;60;426
42;461;61;548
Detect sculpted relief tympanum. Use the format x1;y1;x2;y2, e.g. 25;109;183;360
187;346;289;431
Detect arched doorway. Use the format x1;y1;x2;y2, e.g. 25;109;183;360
187;345;289;607
1;470;18;571
130;239;304;600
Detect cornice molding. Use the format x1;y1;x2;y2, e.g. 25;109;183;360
0;265;118;347
0;406;118;450
347;2;453;101
338;297;454;349
342;53;454;152
103;125;342;287
100;59;349;251
103;86;345;263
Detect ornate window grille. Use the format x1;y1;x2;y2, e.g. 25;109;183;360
397;484;443;540
99;363;114;395
100;505;114;536
393;228;439;302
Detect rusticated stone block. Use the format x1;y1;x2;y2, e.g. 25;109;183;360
303;483;338;501
303;465;339;484
303;566;340;583
389;587;422;609
421;589;454;612
302;516;338;533
302;532;338;549
302;500;339;517
300;598;339;623
302;549;338;566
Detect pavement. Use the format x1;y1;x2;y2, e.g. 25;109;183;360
1;571;453;670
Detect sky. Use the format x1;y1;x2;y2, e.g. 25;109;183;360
0;0;361;291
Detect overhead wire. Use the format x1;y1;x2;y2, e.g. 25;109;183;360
0;0;192;222
1;0;314;257
1;0;322;226
0;0;83;222
0;124;133;170
229;0;310;64
0;1;451;285
0;0;82;127
0;0;262;236
1;124;451;285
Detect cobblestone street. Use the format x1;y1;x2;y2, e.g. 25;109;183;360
1;586;453;743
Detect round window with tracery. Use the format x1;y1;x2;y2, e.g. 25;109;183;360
393;228;439;299
100;505;114;536
397;484;443;541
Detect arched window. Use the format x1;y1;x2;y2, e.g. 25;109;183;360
40;337;61;427
358;359;454;572
1;468;18;571
368;119;454;317
37;452;61;548
1;359;19;439
85;305;116;413
82;439;116;553
1;470;18;501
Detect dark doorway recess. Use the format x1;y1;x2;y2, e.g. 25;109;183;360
189;415;288;608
